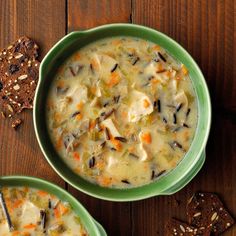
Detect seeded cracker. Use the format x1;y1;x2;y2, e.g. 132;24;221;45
187;192;235;235
165;218;210;236
0;37;39;119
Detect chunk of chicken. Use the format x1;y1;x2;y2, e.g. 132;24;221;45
102;118;121;137
128;90;153;122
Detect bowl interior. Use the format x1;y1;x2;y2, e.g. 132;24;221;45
34;24;211;201
0;176;100;236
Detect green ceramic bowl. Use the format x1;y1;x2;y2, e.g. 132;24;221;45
33;23;211;201
0;176;106;236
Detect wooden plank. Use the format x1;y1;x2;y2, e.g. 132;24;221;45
131;115;236;236
68;0;132;31
0;0;66;185
67;1;132;235
132;0;236;112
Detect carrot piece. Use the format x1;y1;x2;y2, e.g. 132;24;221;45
107;72;120;87
54;206;61;219
73;52;81;61
143;99;150;108
56;136;63;150
22;232;31;236
23;223;37;229
175;76;181;80
59;203;69;216
37;190;48;197
181;65;188;75
89;119;96;131
110;138;122;151
156;63;163;72
141;132;152;144
112;39;122;46
153;45;160;51
76;102;84;110
76;114;83;121
12;231;20;236
56;80;65;88
97;176;112;187
13;199;23;208
73;152;80;161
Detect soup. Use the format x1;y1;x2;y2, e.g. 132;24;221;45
46;37;198;188
0;187;88;235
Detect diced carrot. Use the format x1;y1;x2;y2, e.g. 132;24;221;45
143;99;150;108
181;65;188;75
97;176;112;187
54;206;61;219
73;152;80;161
23;223;37;229
56;136;63;150
141;132;152;144
89;119;96;131
153;45;160;51
37;190;48;197
110;138;122;151
107;72;120;87
156;63;163;72
76;114;83;121
12;231;20;236
13;199;23;208
56;80;65;88
54;203;69;219
112;39;122;46
175;76;181;80
76;102;84;110
23;186;29;193
151;79;159;85
22;232;31;236
95;161;105;170
165;71;171;77
73;52;81;61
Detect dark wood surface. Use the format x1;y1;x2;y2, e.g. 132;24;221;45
0;0;235;235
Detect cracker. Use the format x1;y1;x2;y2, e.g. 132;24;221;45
0;37;40;115
187;192;235;235
165;218;210;236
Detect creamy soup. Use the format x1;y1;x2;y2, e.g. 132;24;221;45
0;187;88;236
46;37;198;188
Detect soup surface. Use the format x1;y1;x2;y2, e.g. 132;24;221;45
47;37;198;188
0;187;88;236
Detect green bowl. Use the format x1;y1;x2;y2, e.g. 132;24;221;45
0;176;106;236
33;23;211;201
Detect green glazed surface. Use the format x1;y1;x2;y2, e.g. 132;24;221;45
33;23;211;201
0;176;106;236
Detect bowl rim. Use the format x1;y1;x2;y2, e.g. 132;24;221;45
34;23;212;201
0;175;102;235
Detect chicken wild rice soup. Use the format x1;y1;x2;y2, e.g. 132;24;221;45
0;187;88;235
46;37;198;188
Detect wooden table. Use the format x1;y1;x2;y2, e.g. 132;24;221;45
0;1;235;235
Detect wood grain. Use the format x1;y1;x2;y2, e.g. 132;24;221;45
0;0;66;185
132;0;236;112
67;1;132;235
68;0;132;31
